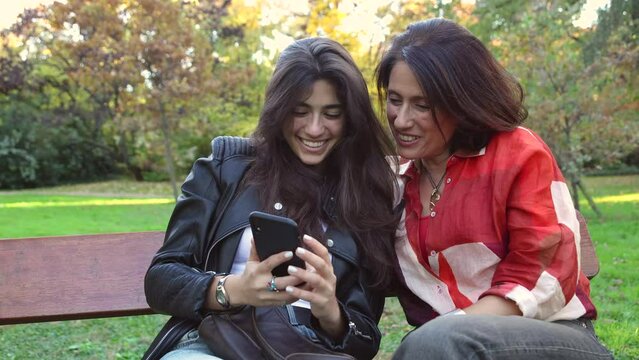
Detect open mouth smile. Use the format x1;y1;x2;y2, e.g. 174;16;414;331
397;134;419;142
300;138;327;149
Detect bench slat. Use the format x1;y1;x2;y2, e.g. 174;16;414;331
0;231;164;325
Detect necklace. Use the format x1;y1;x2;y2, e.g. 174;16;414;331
421;163;446;212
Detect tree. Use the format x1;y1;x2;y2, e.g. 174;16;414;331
472;0;638;216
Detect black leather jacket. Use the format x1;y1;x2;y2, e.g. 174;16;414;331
143;136;385;360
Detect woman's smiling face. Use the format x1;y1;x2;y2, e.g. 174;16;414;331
386;61;456;161
283;79;345;166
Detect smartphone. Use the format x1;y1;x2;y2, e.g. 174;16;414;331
249;211;305;277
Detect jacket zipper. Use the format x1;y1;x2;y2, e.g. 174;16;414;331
142;318;188;360
203;221;248;270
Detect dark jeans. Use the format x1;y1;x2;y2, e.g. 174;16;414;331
393;315;614;360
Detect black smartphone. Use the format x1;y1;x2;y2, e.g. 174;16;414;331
249;211;305;277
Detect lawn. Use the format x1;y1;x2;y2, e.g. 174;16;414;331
0;176;637;359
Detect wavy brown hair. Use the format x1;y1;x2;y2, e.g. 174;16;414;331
376;18;528;152
246;37;399;289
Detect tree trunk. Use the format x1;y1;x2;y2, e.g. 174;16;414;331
571;180;580;211
116;130;144;181
576;180;603;218
159;102;179;200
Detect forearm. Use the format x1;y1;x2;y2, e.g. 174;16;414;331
145;262;215;320
463;295;522;316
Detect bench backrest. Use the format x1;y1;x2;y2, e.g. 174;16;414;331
577;210;600;279
0;231;164;325
0;211;599;326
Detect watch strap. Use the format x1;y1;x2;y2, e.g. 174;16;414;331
215;274;232;309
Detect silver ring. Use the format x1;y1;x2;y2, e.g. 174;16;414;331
267;276;279;292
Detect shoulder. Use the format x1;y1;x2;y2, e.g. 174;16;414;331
211;136;255;161
488;127;554;160
491;127;547;150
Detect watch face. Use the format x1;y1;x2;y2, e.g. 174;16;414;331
216;280;228;307
216;291;226;306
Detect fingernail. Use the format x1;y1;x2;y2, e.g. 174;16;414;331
303;235;312;242
285;286;294;293
296;247;306;255
288;265;297;273
284;251;293;258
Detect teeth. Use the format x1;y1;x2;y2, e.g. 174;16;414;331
301;139;325;148
399;134;418;142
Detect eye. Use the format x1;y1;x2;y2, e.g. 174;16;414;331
292;108;309;117
415;103;431;111
324;111;342;119
387;97;402;106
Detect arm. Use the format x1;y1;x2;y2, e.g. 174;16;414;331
480;137;580;319
144;148;224;320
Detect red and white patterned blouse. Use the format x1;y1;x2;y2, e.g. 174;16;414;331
393;127;597;326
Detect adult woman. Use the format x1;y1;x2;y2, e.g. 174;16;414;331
143;37;398;360
376;19;613;359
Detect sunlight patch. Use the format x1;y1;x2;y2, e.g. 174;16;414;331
0;198;174;208
591;193;639;204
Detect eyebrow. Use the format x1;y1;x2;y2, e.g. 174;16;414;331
387;90;428;102
295;102;342;110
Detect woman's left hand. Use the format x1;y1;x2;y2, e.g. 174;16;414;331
285;234;345;339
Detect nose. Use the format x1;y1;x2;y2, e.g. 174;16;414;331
392;104;412;130
305;112;324;138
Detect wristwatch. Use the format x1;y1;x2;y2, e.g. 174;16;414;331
215;274;232;309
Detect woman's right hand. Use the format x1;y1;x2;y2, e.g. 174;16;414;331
220;240;304;307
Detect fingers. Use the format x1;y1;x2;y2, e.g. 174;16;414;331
302;235;330;262
250;238;295;272
295;235;332;277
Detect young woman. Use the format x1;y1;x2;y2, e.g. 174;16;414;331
143;37;399;360
376;18;613;359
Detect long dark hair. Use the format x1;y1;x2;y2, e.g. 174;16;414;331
246;37;399;288
376;18;528;152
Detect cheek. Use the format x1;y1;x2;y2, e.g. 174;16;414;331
386;107;398;126
329;119;345;138
288;117;304;134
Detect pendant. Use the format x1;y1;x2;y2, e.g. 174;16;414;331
429;189;440;212
430;188;441;202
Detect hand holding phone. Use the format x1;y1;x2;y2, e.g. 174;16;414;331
249;211;305;277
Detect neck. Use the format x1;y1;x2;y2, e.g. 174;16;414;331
419;149;451;175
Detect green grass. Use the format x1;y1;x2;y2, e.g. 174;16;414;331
0;194;174;238
0;176;637;359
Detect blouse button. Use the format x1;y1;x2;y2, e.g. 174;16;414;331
446;178;452;184
430;211;436;217
430;250;436;256
273;202;283;210
327;239;334;247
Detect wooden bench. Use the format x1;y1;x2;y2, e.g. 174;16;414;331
0;231;164;325
0;212;599;326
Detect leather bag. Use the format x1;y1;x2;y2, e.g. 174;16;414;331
198;305;355;360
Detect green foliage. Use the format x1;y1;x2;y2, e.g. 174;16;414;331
2;0;634;190
0;112;116;189
0;128;38;188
